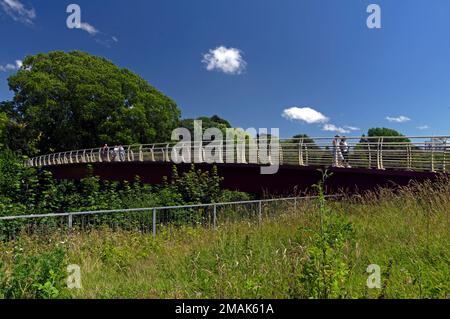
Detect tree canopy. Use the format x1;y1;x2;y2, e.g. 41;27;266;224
180;115;232;136
2;51;181;154
365;127;410;143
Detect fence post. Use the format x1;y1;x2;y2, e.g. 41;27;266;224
443;140;447;172
258;200;262;223
407;144;412;170
68;214;73;229
377;137;384;170
152;208;157;238
166;144;170;162
431;145;435;172
294;197;297;211
213;204;217;229
298;139;304;166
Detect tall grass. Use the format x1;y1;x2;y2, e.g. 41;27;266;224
0;177;449;299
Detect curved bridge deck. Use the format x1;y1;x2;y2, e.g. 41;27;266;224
45;161;442;195
27;136;449;195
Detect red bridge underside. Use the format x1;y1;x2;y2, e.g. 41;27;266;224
45;162;444;196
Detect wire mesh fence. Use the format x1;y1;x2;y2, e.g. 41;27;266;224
0;195;338;241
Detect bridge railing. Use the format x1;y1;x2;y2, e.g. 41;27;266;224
24;136;450;173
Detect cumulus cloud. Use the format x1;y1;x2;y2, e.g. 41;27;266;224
344;125;360;131
322;124;350;134
202;46;246;75
418;125;429;130
282;106;360;135
0;59;22;72
386;115;410;123
0;0;36;25
282;107;329;124
77;22;118;46
79;22;99;35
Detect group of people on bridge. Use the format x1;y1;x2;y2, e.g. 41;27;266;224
332;136;351;168
101;144;126;162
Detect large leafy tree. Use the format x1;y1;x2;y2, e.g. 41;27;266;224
290;134;320;149
180;115;232;136
3;51;180;154
365;127;410;143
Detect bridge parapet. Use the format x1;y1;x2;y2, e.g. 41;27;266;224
25;136;450;173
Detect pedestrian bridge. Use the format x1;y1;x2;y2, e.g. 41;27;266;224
25;136;449;195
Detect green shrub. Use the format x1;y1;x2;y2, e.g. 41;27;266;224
294;171;355;299
0;246;67;299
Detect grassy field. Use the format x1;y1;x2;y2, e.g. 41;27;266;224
0;178;449;299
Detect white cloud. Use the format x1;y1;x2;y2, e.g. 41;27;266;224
418;125;429;130
322;124;350;134
282;107;329;124
0;0;36;25
76;22;118;46
282;106;360;135
202;46;246;75
344;125;360;131
79;22;99;35
386;115;410;123
0;59;22;72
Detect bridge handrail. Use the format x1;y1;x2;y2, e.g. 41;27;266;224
24;135;450;173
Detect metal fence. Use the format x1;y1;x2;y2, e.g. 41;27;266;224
0;195;337;240
24;136;450;173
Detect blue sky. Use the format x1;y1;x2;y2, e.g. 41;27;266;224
0;0;449;138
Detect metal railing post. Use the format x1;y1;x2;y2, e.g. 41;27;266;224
299;139;304;166
165;144;170;162
152;208;157;238
279;144;283;166
407;144;412;170
305;145;309;166
213;204;217;229
377;138;384;170
150;145;155;162
127;146;131;162
431;145;435;172
68;214;73;229
139;145;143;162
199;141;204;163
258;200;262;223
443;140;447;172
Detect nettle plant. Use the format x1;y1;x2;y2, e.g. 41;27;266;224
294;170;355;299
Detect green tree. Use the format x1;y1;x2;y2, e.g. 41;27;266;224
180;115;232;136
365;128;410;143
290;134;320;149
163;164;223;204
3;51;180;154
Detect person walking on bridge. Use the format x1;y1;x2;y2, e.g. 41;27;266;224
332;135;344;168
340;137;351;168
101;144;109;161
118;145;125;162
